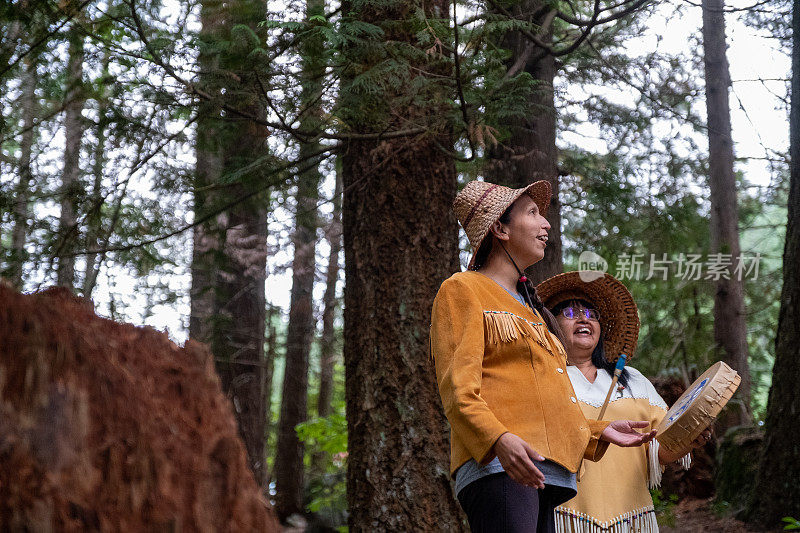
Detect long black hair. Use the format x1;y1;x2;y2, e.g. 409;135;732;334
471;202;565;346
550;298;630;389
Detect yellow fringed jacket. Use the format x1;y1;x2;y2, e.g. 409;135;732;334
430;271;610;478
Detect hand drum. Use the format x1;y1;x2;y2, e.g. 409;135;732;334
655;361;741;454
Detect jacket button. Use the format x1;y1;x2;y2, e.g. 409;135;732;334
557;368;564;374
570;397;577;403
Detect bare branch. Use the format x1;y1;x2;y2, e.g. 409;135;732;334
56;143;341;258
554;0;652;27
453;1;476;161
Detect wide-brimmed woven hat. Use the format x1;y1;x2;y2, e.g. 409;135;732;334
453;180;551;269
536;271;640;361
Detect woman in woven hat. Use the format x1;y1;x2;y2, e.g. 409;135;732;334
430;180;656;533
536;272;709;533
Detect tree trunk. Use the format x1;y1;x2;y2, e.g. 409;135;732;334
83;55;111;297
701;0;752;429
273;174;320;520
317;170;342;420
56;19;85;290
8;56;37;288
340;0;466;527
189;0;224;347
309;170;342;479
212;169;269;488
485;3;562;284
273;0;325;516
264;302;278;458
190;0;269;486
744;0;800;525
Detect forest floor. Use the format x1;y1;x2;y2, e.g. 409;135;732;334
658;497;780;532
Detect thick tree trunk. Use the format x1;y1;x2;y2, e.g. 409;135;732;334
340;0;466;527
744;0;800;525
701;0;752;429
485;3;562;284
211;178;269;488
56;21;85;290
343;141;465;531
8;56;37;288
190;0;269;486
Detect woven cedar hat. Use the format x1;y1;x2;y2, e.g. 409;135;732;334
536;271;640;361
453;180;552;269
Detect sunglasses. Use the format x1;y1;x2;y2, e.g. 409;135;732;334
560;306;600;322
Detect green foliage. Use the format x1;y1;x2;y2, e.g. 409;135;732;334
296;411;348;516
0;0;790;525
651;489;679;528
783;517;800;531
296;412;347;457
297;362;348;525
711;499;731;517
556;13;785;405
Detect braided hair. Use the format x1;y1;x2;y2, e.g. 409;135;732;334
471;202;565;346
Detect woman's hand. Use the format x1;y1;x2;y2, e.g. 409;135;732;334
601;420;657;447
492;432;546;489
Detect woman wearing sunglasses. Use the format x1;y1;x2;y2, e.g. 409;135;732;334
430;181;656;533
537;272;709;533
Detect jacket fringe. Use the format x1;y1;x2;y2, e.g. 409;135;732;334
483;310;533;344
555;505;659;533
483;310;565;359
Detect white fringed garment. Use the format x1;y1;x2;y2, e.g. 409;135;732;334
555;505;660;533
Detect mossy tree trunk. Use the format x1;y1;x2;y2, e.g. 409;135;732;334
485;0;562;284
339;0;466;527
190;0;270;486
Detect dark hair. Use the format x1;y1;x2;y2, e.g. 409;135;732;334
472;202;565;346
551;299;630;389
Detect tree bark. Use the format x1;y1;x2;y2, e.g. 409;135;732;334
340;0;466;527
701;0;752;429
273;172;320;520
190;0;269;486
8;56;37;288
317;170;342;420
485;3;562;284
274;0;325;517
190;0;224;347
744;0;800;525
56;19;85;290
309;170;342;479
